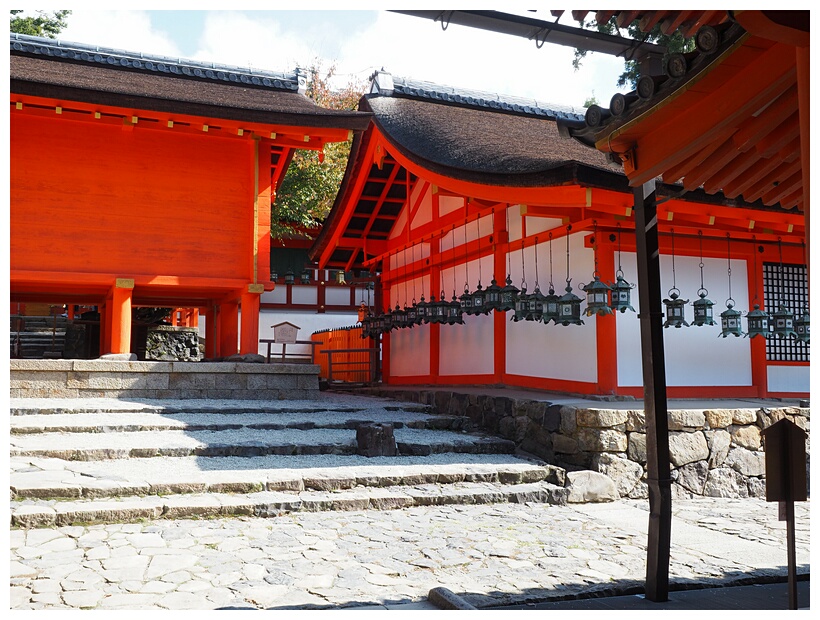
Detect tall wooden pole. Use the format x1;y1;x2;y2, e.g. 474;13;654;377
633;180;672;602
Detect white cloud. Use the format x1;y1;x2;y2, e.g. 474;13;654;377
56;9;629;110
60;11;181;57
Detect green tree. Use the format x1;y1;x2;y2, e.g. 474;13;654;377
583;92;598;108
572;15;695;89
271;62;364;241
10;10;71;37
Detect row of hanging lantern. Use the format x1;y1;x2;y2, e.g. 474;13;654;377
661;229;809;343
361;215;808;345
361;218;639;338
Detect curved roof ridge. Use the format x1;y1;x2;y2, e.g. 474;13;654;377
10;32;302;93
377;72;585;122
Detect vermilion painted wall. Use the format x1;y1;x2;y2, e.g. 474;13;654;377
11;114;253;280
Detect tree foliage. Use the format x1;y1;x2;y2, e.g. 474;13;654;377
572;15;694;89
10;10;71;37
271;62;365;241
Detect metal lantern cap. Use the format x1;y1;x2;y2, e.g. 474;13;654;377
771;303;797;339
662;290;689;328
581;275;613;317
556;283;584;326
794;307;810;343
719;300;744;338
610;273;635;313
691;290;717;327
745;303;771;339
499;275;519;312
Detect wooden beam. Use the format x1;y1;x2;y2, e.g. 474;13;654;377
604;42;797;186
731;85;798;151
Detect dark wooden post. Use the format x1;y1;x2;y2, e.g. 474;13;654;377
633;180;672;602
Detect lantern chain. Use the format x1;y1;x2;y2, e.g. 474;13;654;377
616;223;624;278
548;232;555;292
726;233;734;306
565;225;572;286
463;218;469;293
670;228;679;296
534;237;540;289
777;237;785;306
520;235;527;290
592;220;599;278
751;235;759;304
698;230;707;297
451;226;457;298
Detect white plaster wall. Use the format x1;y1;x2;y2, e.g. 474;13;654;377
260;286;287;304
325;287;354;306
439;195;464;216
523;215;564;238
505;233;597;382
291;285;317;306
439;261;495;376
410;182;432;228
440;215;493;254
767;365;810;393
199;310;359;356
616;251;753;387
390;323;431;376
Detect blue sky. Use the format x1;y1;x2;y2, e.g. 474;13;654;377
55;7;631;110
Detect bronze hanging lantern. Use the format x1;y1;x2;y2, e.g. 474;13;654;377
794;306;810;344
443;228;464;326
719;233;744;337
512;284;529;322
581;222;613;317
468;215;492;316
771;238;797;339
542;232;560;324
527;237;546;321
391;303;407;330
284;270;295;285
497;207;519;312
662;229;689;328
745;239;770;338
484;278;504;312
499;276;519;312
511;238;529;322
556;225;584;326
691;231;716;327
416;294;429;325
610;225;635;313
746;304;771;339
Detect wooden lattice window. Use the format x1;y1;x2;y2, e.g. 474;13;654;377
763;262;809;362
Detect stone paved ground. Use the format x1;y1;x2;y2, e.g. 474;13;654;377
10;497;810;610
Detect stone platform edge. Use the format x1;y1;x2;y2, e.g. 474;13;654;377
9;360;320;400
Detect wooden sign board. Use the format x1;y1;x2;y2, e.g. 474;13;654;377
272;321;300;344
762;418;808;503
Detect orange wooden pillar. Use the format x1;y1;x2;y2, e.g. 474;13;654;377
240;285;263;355
203;306;218;359
595;239;618;394
100;301;111;356
219;299;240;357
109;278;134;354
492;208;507;384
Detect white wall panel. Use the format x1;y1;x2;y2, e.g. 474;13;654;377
291;286;317;306
616;251;753;387
325;287;354;306
767;365;810;393
261;286;287;304
391;324;430;376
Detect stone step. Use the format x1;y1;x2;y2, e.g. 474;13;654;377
9;427;517;460
9;410;470;434
10;453;563;500
10;479;569;528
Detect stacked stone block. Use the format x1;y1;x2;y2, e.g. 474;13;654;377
363;387;809;500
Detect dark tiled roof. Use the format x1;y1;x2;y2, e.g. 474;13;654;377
11;33;302;92
389;75;586;122
10;33;371;130
362;93;621;187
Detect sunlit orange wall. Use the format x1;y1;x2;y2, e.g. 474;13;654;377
11;114;253;280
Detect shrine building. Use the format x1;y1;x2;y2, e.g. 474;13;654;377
10;33;370;358
310;63;808;398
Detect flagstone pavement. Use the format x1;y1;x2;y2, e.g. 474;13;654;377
10;496;810;611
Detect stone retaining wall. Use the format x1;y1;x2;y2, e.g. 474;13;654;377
362;388;810;500
9;359;320;400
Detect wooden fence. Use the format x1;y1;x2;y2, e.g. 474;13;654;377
311;325;379;383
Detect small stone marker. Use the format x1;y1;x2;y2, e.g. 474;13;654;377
356;423;397;457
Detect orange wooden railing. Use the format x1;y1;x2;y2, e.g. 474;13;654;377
311;325;379;383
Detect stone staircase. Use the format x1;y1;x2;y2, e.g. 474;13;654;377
10;395;569;528
10;316;68;359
